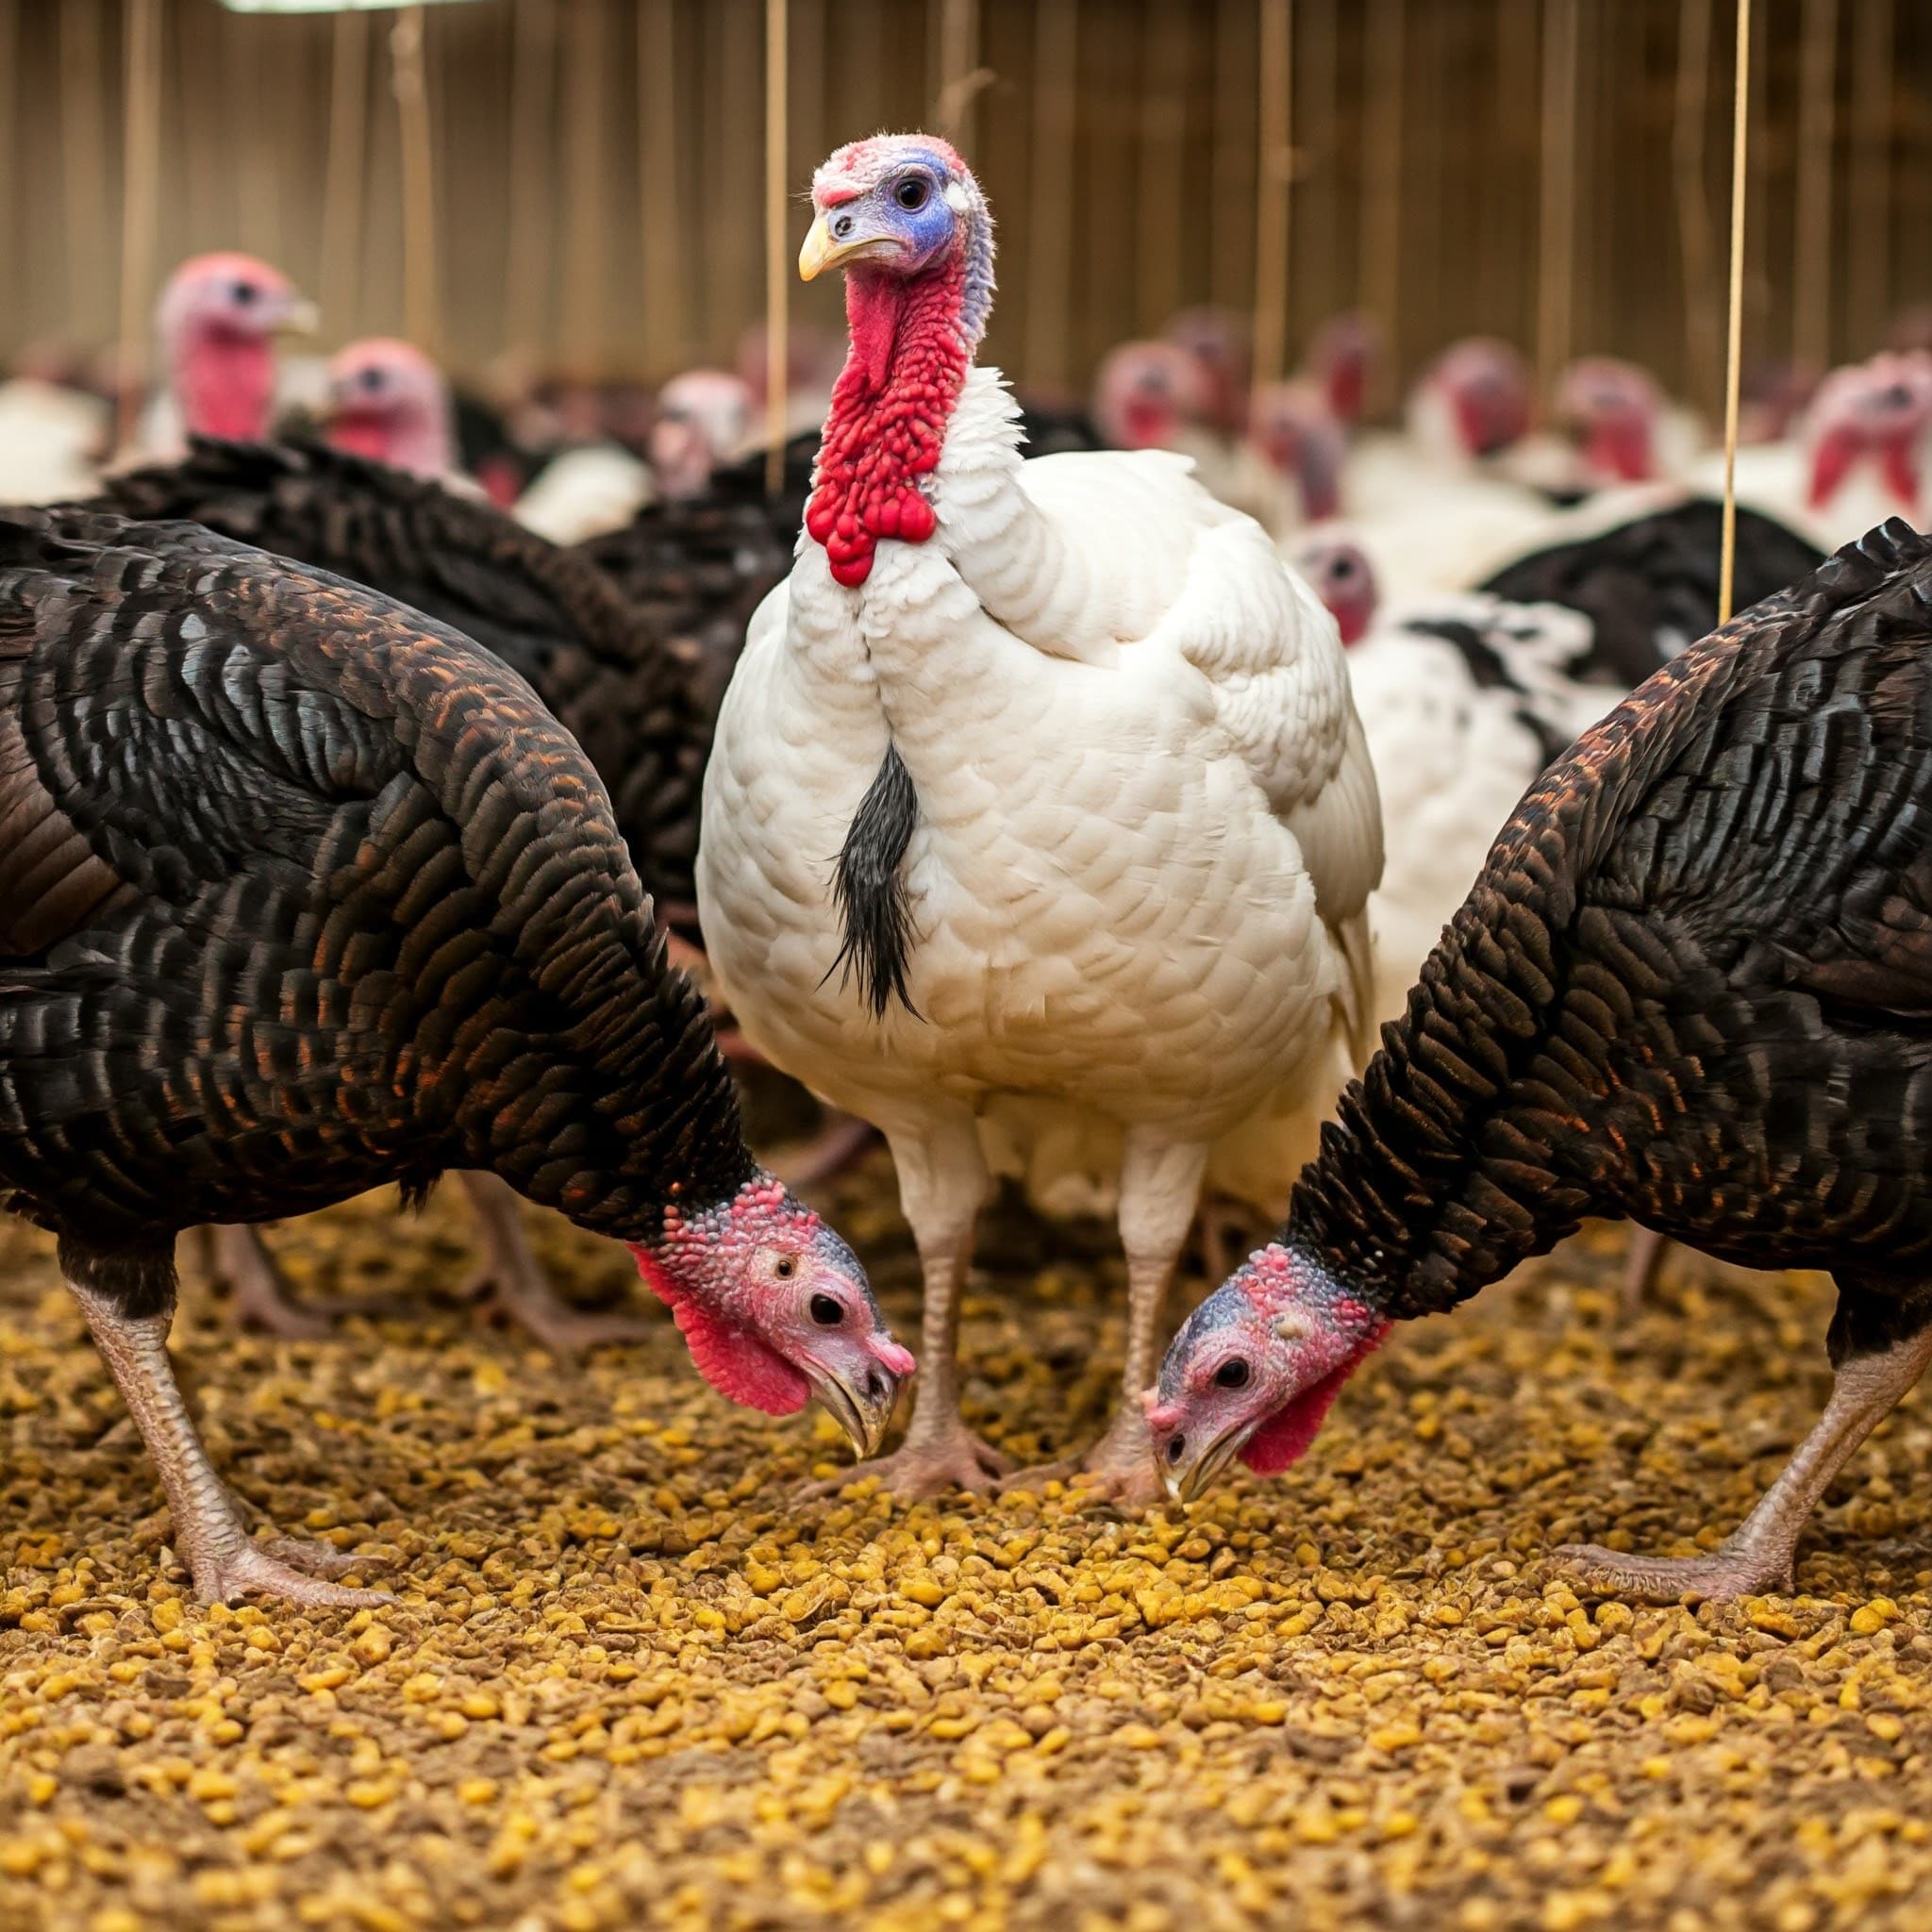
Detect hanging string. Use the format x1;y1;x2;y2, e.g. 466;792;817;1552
1024;0;1076;390
1719;0;1751;625
391;5;439;353
116;0;161;454
1251;0;1292;388
1300;0;1337;325
764;0;788;493
1536;0;1578;399
320;8;371;340
1673;0;1716;416
1791;0;1837;375
0;2;17;341
1136;0;1189;330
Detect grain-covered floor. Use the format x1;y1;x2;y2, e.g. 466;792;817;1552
3;1153;1931;1932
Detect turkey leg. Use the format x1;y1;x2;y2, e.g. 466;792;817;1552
70;1275;391;1607
1557;1325;1932;1603
458;1172;652;1353
1005;1129;1209;1508
802;1108;1008;1497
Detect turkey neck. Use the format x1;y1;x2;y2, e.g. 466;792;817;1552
807;208;991;589
175;327;276;442
1288;877;1604;1324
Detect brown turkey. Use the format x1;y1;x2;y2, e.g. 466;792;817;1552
97;436;714;1344
0;508;910;1606
1150;520;1932;1603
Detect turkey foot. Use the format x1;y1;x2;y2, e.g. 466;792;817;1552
71;1275;395;1608
1557;1328;1932;1604
1002;1407;1165;1508
193;1536;392;1610
799;1412;1010;1500
1552;1538;1791;1606
457;1174;652;1355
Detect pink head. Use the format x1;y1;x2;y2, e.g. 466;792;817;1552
1806;354;1932;512
1249;380;1347;522
1146;1243;1389;1502
1289;532;1378;645
1092;341;1210;452
325;339;456;479
1412;338;1533;462
1303;312;1381;426
157;252;315;442
1165;308;1253;435
797;133;991;587
649;370;755;498
1556;356;1661;484
631;1174;914;1457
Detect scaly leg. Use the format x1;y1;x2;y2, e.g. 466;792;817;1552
1621;1224;1669;1318
1557;1326;1932;1603
199;1224;407;1338
69;1274;391;1607
802;1108;1005;1498
458;1173;651;1353
1005;1129;1209;1508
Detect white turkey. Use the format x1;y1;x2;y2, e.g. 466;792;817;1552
698;134;1382;1504
1683;351;1932;548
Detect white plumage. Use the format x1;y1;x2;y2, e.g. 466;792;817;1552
700;143;1380;1501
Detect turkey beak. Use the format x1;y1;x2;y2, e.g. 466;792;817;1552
798;214;844;283
276;294;321;337
806;1360;901;1459
1160;1420;1253;1506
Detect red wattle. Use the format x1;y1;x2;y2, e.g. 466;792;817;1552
1239;1322;1390;1476
1808;424;1859;508
177;332;276;442
807;257;972;589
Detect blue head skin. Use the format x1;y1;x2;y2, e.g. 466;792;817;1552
799;134;994;342
1145;1243;1389;1503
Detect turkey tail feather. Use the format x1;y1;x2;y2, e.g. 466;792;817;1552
825;744;921;1021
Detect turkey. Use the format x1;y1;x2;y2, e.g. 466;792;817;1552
1551;357;1706;491
698;135;1381;1504
1293;499;1823;1034
1684;352;1932;549
322;338;460;480
1340;338;1565;598
95;435;710;1346
0;508;909;1606
1152;521;1932;1604
135;252;316;461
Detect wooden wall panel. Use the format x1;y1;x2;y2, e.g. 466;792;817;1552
0;0;1926;407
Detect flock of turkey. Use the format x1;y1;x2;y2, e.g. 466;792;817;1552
3;131;1932;1609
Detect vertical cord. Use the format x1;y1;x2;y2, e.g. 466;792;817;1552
1251;0;1292;389
765;0;789;493
1719;0;1751;625
116;0;161;454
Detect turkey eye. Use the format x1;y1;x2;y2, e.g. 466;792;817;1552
1331;558;1355;578
895;177;928;210
809;1293;843;1326
1214;1358;1252;1390
360;368;385;391
774;1256;797;1280
231;281;258;305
